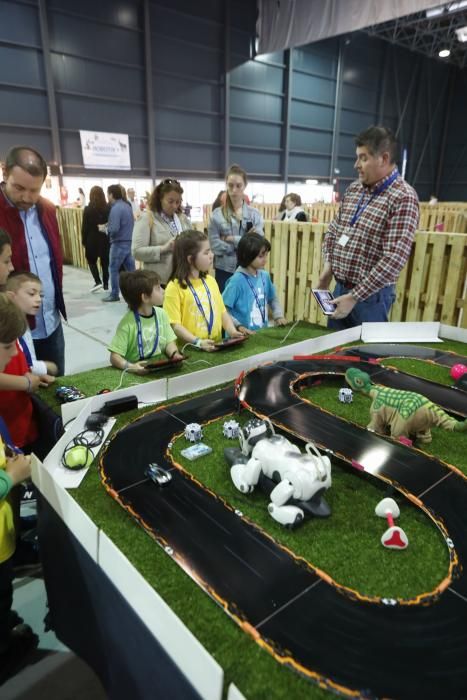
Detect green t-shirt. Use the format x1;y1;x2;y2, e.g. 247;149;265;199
108;307;177;362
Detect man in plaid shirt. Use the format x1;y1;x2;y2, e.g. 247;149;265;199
319;126;419;329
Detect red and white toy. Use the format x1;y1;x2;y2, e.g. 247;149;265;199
450;364;467;381
375;497;409;550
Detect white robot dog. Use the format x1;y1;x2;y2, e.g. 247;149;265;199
225;418;332;528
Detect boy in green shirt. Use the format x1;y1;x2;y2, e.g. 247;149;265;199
109;270;183;375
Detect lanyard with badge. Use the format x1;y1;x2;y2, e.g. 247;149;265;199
187;279;214;335
338;170;399;247
241;272;266;325
134;310;159;360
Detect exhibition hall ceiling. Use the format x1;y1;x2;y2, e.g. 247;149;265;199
365;4;467;68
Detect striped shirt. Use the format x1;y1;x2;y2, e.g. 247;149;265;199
323;169;419;301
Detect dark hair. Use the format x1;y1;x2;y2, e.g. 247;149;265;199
355;126;399;164
0;229;12;255
223;164;248;220
278;195;287;213
89;186;107;213
0;292;27;343
6;271;41;292
148;179;184;215
119;270;161;311
78;188;85;196
107;184;123;200
170;230;209;288
212;190;225;210
4;146;47;180
286;193;302;207
237;233;271;268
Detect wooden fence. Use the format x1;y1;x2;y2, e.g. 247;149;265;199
57;209;467;328
202;202;467;232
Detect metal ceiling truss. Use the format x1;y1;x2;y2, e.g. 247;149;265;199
366;5;467;69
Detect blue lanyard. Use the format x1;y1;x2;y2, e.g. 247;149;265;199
19;336;33;368
188;278;214;335
350;170;399;227
134;310;159;360
241;272;267;325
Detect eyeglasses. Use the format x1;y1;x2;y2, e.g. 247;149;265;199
162;178;180;185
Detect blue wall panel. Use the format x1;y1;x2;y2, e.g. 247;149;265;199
0;0;465;198
0;44;45;87
0;1;41;45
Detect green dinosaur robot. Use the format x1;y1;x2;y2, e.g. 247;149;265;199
345;368;467;444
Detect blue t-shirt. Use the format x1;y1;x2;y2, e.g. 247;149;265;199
222;267;281;330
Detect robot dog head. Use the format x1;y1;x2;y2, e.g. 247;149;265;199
239;418;274;456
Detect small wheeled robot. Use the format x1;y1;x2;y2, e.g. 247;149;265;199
184;423;203;442
225;418;332;528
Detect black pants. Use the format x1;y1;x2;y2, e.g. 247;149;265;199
0;557;13;652
87;254;109;288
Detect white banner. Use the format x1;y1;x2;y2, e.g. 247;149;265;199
79;130;131;170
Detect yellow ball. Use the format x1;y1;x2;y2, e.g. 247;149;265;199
64;445;93;470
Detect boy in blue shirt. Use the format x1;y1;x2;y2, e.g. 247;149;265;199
108;270;183;375
222;233;286;333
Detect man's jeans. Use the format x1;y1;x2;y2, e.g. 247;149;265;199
327;282;396;331
33;322;65;376
109;242;135;299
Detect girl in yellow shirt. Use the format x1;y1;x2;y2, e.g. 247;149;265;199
163;230;243;351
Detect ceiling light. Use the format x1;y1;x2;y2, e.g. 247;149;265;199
455;25;467;41
439;48;451;57
426;6;445;17
447;0;467;12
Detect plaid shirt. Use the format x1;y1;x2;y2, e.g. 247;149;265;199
323;169;419;301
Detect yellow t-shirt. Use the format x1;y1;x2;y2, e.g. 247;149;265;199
0;437;15;564
163;275;225;341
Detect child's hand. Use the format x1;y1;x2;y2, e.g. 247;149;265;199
46;361;59;376
274;317;288;326
129;362;149;375
26;373;42;393
6;454;31;486
170;352;184;361
237;325;255;336
228;329;245;339
39;374;56;387
200;339;217;352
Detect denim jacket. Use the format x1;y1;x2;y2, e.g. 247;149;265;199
208;203;263;273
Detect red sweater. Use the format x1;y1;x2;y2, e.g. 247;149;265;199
0;342;38;448
0;186;66;322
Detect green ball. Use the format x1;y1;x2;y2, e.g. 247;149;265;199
64;445;93;470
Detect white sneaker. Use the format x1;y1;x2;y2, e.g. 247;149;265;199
91;283;103;292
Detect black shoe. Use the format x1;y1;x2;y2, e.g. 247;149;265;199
0;624;39;685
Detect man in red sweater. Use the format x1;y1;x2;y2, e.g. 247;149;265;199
0;147;66;375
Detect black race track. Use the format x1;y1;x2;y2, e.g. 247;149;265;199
100;345;467;700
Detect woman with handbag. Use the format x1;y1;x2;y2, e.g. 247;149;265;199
131;179;191;285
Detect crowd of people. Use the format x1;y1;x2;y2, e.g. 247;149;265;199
0;125;419;681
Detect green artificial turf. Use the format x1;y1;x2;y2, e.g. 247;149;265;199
67;335;466;700
170;411;449;600
42;321;330;413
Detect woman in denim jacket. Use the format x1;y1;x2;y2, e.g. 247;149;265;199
208;164;263;292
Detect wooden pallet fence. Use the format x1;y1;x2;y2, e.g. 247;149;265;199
57;209;467;327
265;223;467;328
